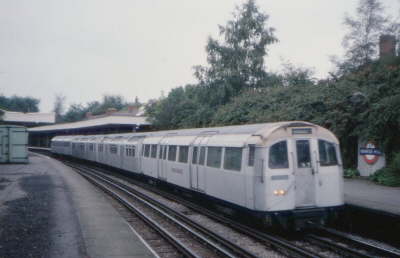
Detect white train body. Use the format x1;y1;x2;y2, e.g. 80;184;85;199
51;121;344;228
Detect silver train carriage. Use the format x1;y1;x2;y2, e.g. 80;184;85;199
51;121;344;229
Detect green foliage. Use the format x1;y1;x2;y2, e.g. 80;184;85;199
0;95;40;112
63;95;128;122
370;152;400;186
194;0;277;105
370;168;400;186
344;168;360;178
342;0;391;68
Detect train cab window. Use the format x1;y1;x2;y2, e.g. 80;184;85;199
296;140;311;168
199;147;206;165
269;141;289;169
99;144;103;152
224;147;243;171
207;147;222;168
192;147;198;164
248;145;255;167
89;144;94;151
168;145;177;161
126;148;129;156
144;144;150;157
318;140;338;166
178;146;189;163
151;144;158;158
132;146;136;157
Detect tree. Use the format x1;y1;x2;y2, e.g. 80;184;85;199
0;95;40;112
63;103;86;122
341;0;391;69
53;94;66;123
194;0;277;105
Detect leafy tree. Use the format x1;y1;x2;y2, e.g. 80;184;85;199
63;103;86;122
194;0;277;105
341;0;392;70
0;95;40;112
53;94;66;123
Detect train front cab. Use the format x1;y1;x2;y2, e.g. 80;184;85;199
254;124;344;229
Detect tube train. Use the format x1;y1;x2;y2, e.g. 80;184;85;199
51;121;344;229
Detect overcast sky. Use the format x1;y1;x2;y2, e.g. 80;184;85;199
0;0;399;112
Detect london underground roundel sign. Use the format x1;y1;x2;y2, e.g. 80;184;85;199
359;141;382;165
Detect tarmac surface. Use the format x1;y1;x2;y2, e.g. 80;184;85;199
344;177;400;215
0;153;156;258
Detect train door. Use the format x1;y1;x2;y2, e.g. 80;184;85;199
157;144;167;180
292;138;317;207
120;145;124;168
189;136;209;191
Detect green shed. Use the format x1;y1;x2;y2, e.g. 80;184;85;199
0;125;29;163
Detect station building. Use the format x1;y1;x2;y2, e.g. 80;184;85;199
0;108;55;127
28;106;151;147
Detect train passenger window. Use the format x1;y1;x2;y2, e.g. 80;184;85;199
159;145;164;159
248;145;255;166
192;147;198;164
144;144;150;157
199;147;206;165
178;146;189;163
110;144;118;154
318;140;338;166
296;140;311;168
224;147;243;171
126;148;129;156
207;147;222;168
132;146;136;157
269;141;289;169
151;144;157;158
168;145;177;161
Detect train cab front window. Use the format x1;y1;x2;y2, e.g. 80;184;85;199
296;140;311;168
318;140;338;166
269;141;289;169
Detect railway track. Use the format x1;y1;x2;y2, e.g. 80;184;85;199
65;161;263;258
31;150;400;258
62;159;322;258
304;225;400;258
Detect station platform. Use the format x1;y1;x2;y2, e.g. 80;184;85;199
0;153;156;258
344;177;400;216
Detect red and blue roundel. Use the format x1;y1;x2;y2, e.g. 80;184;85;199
359;142;382;165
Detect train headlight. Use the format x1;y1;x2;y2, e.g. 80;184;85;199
273;189;286;196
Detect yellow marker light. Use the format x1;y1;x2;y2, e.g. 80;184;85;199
273;189;286;196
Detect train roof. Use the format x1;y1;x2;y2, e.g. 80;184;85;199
51;121;338;145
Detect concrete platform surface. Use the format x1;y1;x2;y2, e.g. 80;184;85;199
0;153;156;258
344;177;400;215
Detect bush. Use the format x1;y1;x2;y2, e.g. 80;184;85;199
370;152;400;187
343;168;360;178
369;168;400;187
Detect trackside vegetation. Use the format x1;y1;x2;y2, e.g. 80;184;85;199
145;0;400;186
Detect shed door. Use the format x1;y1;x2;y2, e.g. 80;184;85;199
9;127;27;163
0;127;8;163
293;139;316;207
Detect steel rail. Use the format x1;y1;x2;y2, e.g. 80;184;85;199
74;167;200;258
69;161;321;258
68;163;256;258
311;225;400;258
